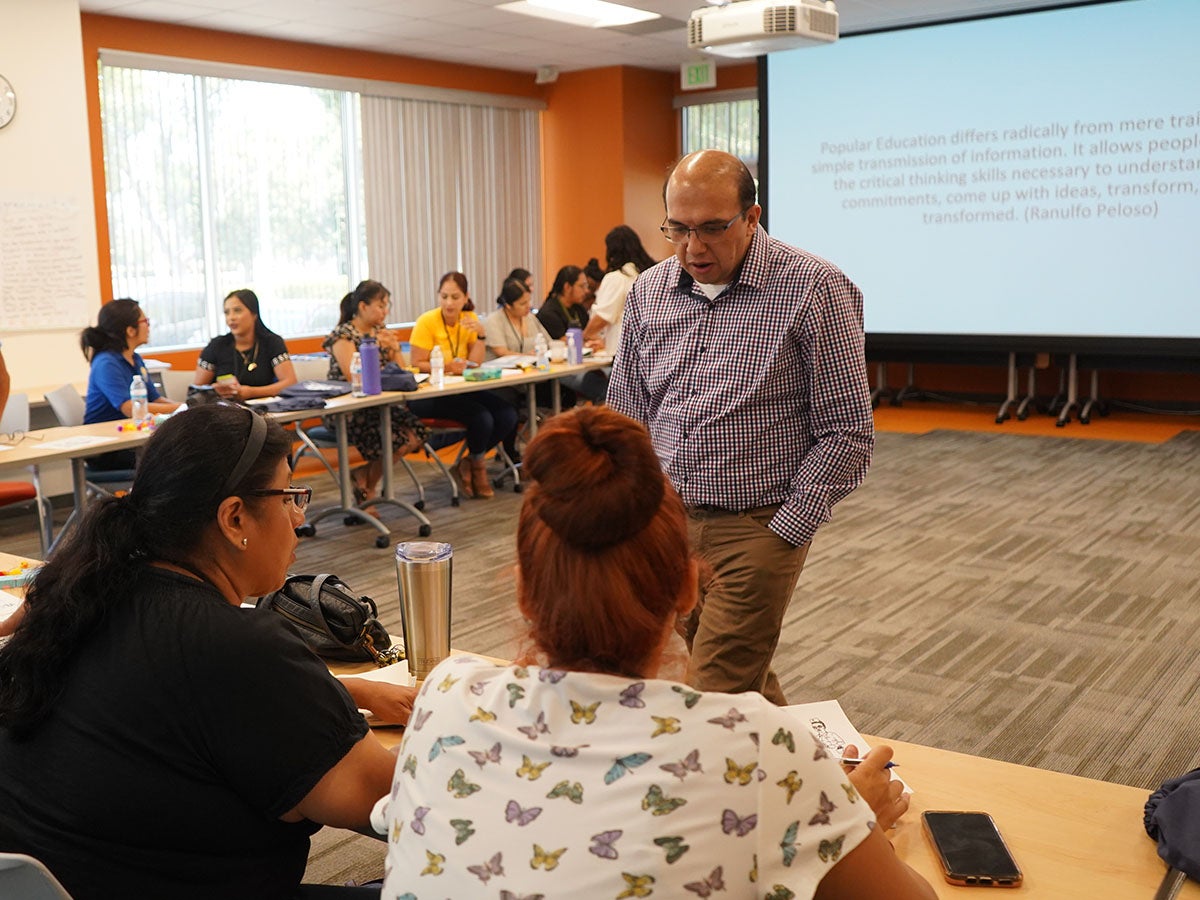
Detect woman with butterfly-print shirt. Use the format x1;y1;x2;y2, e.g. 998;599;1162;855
373;407;934;900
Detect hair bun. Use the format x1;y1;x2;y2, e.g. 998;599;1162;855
524;407;664;550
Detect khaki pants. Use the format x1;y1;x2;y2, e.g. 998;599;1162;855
681;505;810;705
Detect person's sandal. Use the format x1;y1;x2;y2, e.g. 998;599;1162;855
350;465;371;505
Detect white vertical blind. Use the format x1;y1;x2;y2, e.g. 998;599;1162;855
362;96;542;321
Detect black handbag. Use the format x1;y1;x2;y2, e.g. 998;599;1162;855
379;362;419;392
258;573;403;666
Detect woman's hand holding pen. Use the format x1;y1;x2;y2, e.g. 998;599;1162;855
842;743;910;830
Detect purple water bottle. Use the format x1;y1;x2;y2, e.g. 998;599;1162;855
359;337;382;395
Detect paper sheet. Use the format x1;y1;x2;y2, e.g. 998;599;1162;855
785;699;911;793
336;661;412;686
337;661;412;724
40;435;118;450
487;354;537;368
0;590;22;620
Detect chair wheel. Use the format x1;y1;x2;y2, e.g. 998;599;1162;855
419;524;432;537
451;497;460;507
513;484;524;493
295;524;316;538
374;535;390;549
415;500;425;511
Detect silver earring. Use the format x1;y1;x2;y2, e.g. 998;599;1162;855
241;538;248;548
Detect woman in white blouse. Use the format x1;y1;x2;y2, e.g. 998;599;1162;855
582;225;658;355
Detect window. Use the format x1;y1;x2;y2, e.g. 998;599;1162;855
99;65;365;349
680;94;759;178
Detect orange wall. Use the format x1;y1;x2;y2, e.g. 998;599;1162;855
620;67;680;266
541;67;627;287
541;66;679;287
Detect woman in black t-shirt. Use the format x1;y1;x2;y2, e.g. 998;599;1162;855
194;289;298;402
0;405;412;900
535;265;591;340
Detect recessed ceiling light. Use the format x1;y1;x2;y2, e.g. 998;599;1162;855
497;0;661;28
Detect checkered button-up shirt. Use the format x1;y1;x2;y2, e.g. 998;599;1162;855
608;226;873;547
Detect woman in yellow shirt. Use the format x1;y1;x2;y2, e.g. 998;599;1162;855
407;272;518;499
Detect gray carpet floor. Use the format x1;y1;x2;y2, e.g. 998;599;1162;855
5;427;1199;886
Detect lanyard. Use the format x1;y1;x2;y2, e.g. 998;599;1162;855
440;311;464;359
503;311;526;350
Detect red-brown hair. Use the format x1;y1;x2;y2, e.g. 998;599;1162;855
517;406;692;677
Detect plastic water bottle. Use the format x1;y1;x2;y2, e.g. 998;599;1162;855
130;375;148;425
565;327;584;365
534;333;550;372
430;345;445;390
350;351;364;397
359;337;382;395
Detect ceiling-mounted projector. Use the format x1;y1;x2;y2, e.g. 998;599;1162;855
688;0;838;58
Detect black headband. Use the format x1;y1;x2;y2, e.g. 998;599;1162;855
220;411;267;494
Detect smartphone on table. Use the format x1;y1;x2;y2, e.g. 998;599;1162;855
922;811;1023;888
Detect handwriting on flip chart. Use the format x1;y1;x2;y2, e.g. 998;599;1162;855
0;198;90;331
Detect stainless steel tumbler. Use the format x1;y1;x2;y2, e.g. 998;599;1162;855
394;541;453;681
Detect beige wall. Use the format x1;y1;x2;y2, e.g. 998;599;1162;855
0;0;98;394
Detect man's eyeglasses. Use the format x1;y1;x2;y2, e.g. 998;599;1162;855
246;485;313;511
659;207;751;245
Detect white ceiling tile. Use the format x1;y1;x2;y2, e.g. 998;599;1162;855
179;10;289;31
79;0;1087;73
81;0;159;11
102;0;221;21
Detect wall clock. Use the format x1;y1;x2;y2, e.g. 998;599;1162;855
0;74;16;129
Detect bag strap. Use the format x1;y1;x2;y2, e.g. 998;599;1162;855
1155;868;1187;900
305;573;400;667
296;573;347;648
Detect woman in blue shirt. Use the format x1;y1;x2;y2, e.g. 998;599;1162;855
81;298;180;469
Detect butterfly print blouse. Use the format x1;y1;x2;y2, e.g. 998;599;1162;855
378;656;872;899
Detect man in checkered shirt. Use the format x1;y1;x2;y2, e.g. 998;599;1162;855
608;149;873;704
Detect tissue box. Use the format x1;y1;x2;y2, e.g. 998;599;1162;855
464;367;503;382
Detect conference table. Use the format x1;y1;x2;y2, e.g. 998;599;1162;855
3;559;1188;898
863;735;1193;899
331;656;1191;899
274;358;610;547
0;359;609;551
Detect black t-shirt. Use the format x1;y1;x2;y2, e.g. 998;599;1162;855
0;568;368;900
536;296;589;341
198;332;290;387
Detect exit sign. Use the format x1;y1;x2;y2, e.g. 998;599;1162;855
681;60;716;90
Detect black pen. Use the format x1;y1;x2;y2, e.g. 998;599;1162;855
837;757;899;769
